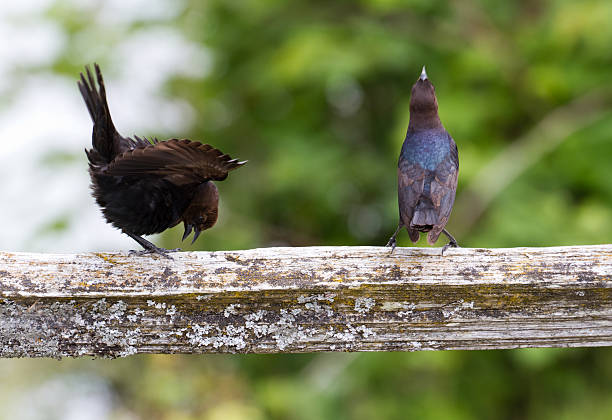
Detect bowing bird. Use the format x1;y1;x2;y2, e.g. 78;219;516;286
386;67;459;254
79;64;246;257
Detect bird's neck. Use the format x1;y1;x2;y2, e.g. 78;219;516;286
408;109;443;131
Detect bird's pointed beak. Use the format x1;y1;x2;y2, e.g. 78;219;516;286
182;224;193;242
420;66;428;81
191;227;201;245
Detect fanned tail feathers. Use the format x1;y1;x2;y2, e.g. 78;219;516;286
78;63;119;164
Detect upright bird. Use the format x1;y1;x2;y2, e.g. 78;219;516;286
386;67;459;254
79;64;246;257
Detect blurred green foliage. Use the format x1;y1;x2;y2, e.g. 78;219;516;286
4;349;612;419
168;0;612;250
5;0;612;418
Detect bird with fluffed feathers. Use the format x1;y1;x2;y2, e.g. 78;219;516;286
79;64;246;257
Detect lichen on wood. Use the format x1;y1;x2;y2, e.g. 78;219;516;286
0;245;611;358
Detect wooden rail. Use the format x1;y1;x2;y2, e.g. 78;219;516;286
1;245;611;358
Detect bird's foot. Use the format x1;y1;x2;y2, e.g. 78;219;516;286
386;236;397;254
386;224;402;254
440;228;459;256
125;232;180;259
128;246;181;259
440;240;459;256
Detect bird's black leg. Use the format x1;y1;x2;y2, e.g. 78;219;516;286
440;228;459;256
125;232;179;259
386;223;403;254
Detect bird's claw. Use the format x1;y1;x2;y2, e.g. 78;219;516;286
440;241;459;256
128;247;180;260
386;224;402;255
386;237;397;254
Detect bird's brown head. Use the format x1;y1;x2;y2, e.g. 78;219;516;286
181;182;219;244
408;66;442;130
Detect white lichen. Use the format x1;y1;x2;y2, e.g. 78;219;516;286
462;301;475;309
442;299;475;318
297;294;336;303
244;310;269;338
270;309;303;350
185;324;248;351
330;323;376;346
398;302;417;318
354;325;375;338
298;294;334;317
224;304;241;317
108;301;127;321
146;300;167;310
354;297;375;314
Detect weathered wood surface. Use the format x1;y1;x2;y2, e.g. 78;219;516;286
1;245;611;358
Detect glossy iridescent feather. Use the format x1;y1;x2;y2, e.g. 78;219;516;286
389;68;459;248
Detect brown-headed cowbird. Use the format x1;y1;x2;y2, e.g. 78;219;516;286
79;64;246;257
386;67;459;254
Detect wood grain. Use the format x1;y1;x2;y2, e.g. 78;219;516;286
1;245;610;358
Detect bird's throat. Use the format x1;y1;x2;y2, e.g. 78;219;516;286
408;109;443;130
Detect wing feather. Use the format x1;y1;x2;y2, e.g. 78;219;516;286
398;160;426;243
105;139;246;185
427;136;459;244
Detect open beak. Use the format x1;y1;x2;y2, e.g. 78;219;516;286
191;228;201;245
182;224;193;242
